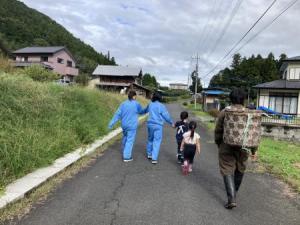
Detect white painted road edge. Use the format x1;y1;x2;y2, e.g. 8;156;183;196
0;116;147;210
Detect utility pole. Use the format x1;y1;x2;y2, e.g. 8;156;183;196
192;54;200;109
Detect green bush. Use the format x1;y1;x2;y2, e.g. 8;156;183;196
183;102;188;106
23;65;59;82
75;73;90;86
0;55;15;73
208;109;220;118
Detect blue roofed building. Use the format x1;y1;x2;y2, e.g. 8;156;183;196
202;88;230;111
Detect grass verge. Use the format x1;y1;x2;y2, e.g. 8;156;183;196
183;103;216;130
259;138;300;192
0;134;122;224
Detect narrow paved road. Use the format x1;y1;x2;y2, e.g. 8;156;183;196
16;103;299;225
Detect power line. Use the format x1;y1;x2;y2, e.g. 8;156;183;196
206;0;244;59
203;0;299;81
195;0;218;52
232;0;299;58
201;0;230;55
202;0;278;79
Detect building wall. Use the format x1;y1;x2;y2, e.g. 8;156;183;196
49;51;78;76
205;96;217;104
170;84;188;90
15;51;78;77
298;92;300;114
99;76;136;84
88;77;101;89
16;55;41;62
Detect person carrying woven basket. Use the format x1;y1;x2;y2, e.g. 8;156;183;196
215;88;260;209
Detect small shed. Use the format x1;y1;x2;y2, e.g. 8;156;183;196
202;89;229;111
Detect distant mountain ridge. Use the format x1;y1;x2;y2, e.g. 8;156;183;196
0;0;116;73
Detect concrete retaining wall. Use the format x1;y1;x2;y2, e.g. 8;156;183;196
261;124;300;142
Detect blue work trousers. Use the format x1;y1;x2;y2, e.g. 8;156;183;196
122;128;137;160
147;124;163;161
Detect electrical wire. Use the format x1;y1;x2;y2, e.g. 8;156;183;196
202;0;278;79
206;0;244;59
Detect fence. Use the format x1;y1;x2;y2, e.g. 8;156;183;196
262;114;300;127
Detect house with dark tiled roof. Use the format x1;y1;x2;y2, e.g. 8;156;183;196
90;65;152;98
254;56;300;115
13;46;79;83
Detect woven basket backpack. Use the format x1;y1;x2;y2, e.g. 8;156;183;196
223;106;262;149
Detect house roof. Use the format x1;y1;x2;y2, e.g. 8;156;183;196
253;79;300;89
283;56;300;62
13;46;77;63
203;90;228;95
13;46;65;54
93;65;142;77
169;83;187;86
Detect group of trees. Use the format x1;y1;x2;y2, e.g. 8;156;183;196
189;71;203;93
209;53;287;99
142;73;158;89
0;0;116;74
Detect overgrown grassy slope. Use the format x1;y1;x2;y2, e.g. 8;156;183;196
0;74;147;191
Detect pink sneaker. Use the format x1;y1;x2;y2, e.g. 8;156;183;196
182;161;189;175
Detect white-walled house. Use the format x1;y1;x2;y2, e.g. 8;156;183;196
254;56;300;115
169;83;188;90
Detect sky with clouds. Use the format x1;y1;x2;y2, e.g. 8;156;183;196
21;0;300;86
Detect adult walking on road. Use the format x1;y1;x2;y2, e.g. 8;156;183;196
145;92;174;164
108;90;147;162
215;88;260;209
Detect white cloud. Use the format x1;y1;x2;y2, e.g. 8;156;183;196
21;0;300;86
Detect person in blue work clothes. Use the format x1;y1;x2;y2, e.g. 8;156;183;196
145;92;174;164
108;90;146;162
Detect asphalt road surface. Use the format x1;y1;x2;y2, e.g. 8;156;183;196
16;103;300;225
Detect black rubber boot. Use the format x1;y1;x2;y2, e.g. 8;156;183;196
234;170;244;192
223;175;237;209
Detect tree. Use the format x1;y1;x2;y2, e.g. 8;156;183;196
33;38;49;46
75;73;90;86
276;53;287;71
142;73;158;88
208;53;288;100
231;53;242;69
189;71;202;93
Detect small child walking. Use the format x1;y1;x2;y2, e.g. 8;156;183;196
180;121;201;174
175;111;189;164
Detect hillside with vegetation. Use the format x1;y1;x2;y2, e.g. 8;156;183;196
0;56;147;192
0;0;116;73
209;53;287;98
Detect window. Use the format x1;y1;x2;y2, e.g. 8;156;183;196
67;60;72;67
22;56;28;62
289;68;300;80
283;97;298;114
57;58;64;64
41;56;48;62
259;95;269;108
269;92;298;114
